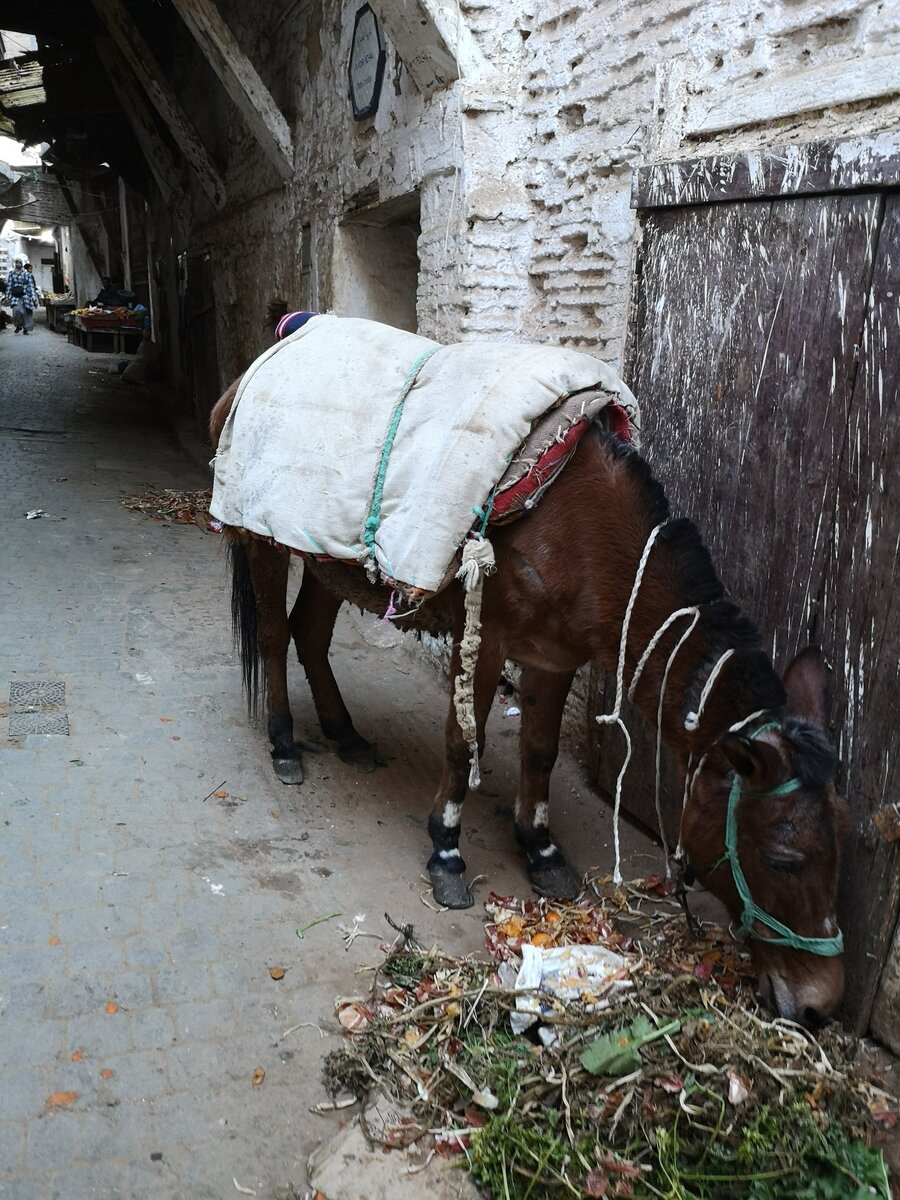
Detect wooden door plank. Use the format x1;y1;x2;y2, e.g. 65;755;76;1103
829;194;900;1037
632;133;900;210
169;0;293;181
90;0;226;210
602;194;888;1027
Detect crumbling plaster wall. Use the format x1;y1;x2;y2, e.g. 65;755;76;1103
162;0;539;378
166;0;900;387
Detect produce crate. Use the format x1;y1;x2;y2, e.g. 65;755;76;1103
78;311;120;327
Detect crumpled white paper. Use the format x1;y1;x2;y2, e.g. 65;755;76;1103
509;943;632;1043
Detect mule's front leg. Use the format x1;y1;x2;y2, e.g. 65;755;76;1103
516;667;581;898
428;634;503;909
247;543;303;784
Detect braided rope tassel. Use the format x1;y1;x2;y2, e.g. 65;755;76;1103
452;536;496;790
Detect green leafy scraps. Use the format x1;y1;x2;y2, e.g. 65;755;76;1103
580;1013;682;1075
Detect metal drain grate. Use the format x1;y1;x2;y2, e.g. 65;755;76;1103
9;712;70;736
9;680;66;708
7;679;69;736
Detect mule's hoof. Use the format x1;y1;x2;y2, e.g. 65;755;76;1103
273;756;304;785
529;862;581;899
429;871;474;909
337;738;377;773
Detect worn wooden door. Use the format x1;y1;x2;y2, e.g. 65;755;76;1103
595;158;899;1032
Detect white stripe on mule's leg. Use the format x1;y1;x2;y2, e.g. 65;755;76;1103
436;848;462;860
442;802;462;828
534;801;549;828
538;843;560;858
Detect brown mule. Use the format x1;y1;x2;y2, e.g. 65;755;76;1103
210;384;849;1026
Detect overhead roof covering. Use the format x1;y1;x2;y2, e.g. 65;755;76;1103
0;53;46;109
0;172;70;225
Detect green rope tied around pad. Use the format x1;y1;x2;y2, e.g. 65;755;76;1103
360;346;441;581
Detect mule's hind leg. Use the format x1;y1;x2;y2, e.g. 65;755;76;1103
246;542;304;784
515;666;581;898
428;632;504;909
289;571;376;772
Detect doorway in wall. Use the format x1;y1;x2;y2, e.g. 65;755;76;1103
332;191;420;332
179;248;221;440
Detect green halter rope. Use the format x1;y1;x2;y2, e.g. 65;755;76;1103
710;724;844;958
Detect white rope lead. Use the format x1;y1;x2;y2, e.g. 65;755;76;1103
596;519;775;885
650;610;701;875
627;605;701;876
684;649;735;730
596;523;667;882
596;523;667;720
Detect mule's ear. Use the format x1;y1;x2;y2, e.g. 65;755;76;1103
721;735;781;791
783;646;830;728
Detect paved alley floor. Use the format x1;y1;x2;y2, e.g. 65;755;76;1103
0;318;678;1198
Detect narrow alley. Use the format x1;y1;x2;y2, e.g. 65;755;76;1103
0;318;659;1198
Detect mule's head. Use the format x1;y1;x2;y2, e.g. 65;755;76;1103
682;649;850;1027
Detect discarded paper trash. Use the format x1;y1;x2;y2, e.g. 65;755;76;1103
509;941;631;1039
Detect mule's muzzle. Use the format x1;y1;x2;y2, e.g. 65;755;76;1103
759;966;844;1029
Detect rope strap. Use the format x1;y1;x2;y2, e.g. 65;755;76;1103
360;346;441;580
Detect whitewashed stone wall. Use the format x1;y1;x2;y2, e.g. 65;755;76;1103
166;0;900;383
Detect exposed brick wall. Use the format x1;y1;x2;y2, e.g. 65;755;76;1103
517;0;900;364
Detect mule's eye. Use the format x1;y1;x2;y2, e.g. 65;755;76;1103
764;855;804;874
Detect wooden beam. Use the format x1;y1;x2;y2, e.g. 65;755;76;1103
117;176;131;289
56;178;108;279
90;0;226;210
169;0;293;180
374;0;487;96
94;37;191;235
686;52;900;138
632;132;900;210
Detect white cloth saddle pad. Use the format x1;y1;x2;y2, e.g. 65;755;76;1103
211;314;638;595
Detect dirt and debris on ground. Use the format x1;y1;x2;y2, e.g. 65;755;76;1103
315;880;899;1200
120;485;214;528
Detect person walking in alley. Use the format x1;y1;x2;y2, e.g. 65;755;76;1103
24;261;42;308
4;257;40;334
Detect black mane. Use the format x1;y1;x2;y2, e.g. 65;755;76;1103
594;427;787;717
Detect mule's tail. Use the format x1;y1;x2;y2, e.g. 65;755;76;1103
228;537;261;715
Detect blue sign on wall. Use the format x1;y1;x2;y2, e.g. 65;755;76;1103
349;4;387;120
